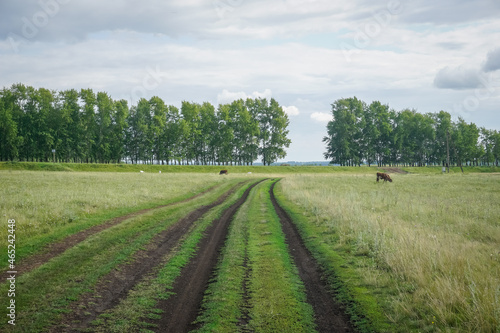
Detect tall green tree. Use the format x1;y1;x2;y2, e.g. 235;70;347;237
180;101;201;164
0;95;20;161
323;97;365;166
257;98;291;166
215;103;234;165
110;99;128;163
198;102;217;165
149;96;166;164
60;89;82;162
80;89;97;163
95;92;114;163
432;111;452;166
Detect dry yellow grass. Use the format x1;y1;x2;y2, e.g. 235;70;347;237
0;171;227;242
280;173;500;332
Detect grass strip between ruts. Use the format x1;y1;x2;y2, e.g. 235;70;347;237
0;181;242;332
194;179;316;332
87;180;261;332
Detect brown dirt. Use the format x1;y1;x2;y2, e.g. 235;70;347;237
270;181;354;333
51;182;244;333
149;180;263;333
381;167;408;174
9;184;220;280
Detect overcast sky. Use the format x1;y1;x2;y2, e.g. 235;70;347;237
1;0;500;162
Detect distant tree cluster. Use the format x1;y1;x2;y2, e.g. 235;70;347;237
324;97;500;167
0;84;291;165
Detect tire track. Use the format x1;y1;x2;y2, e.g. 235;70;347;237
52;182;246;333
9;184;221;280
269;181;354;333
149;179;265;333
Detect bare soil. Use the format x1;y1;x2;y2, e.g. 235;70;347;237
9;184;219;280
51;182;243;332
381;167;408;174
270;181;354;333
149;180;263;332
49;179;354;332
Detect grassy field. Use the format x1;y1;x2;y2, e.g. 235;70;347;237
0;180;253;332
277;173;500;332
1;165;499;332
3;161;497;174
0;170;235;265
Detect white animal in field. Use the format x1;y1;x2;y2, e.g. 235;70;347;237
140;170;144;173
247;172;252;174
159;171;161;174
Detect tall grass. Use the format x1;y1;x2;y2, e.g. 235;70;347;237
279;173;500;332
0;171;227;248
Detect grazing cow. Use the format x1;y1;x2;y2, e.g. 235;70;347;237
219;169;228;175
376;172;392;182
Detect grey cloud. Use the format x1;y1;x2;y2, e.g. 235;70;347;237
483;48;500;72
397;0;500;25
434;66;482;90
1;0;215;42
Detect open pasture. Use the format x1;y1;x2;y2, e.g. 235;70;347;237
278;172;500;332
0;167;499;332
0;171;230;264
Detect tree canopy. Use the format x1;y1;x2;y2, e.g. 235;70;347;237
324;97;500;167
0;84;291;165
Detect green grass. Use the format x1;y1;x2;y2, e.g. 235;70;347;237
194;179;316;332
90;180;262;333
2;161;498;175
0;181;242;332
277;173;500;332
0;171;230;261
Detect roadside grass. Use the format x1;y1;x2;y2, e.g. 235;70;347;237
1;161;498;175
277;173;500;332
0;171;228;263
0;181;241;332
194;179;316;333
90;180;261;333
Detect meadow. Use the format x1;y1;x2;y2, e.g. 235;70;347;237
278;173;500;332
0;165;499;332
0;170;230;263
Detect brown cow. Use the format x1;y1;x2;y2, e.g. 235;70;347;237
219;169;228;175
376;172;392;182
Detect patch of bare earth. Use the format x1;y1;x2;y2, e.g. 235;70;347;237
50;182;243;333
270;181;354;333
7;184;219;280
148;180;263;333
381;167;408;174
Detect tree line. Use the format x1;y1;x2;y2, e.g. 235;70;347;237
323;97;500;167
0;84;291;165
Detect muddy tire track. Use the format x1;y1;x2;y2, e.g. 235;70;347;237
52;182;244;333
269;181;354;333
149;180;264;333
10;184;220;279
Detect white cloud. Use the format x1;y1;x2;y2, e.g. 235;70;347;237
283;105;300;116
216;88;272;105
310;112;332;123
2;0;500;162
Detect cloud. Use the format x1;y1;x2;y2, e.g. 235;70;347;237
483;47;500;72
310;112;332;123
433;66;482;90
283;105;300;116
216;88;272;105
